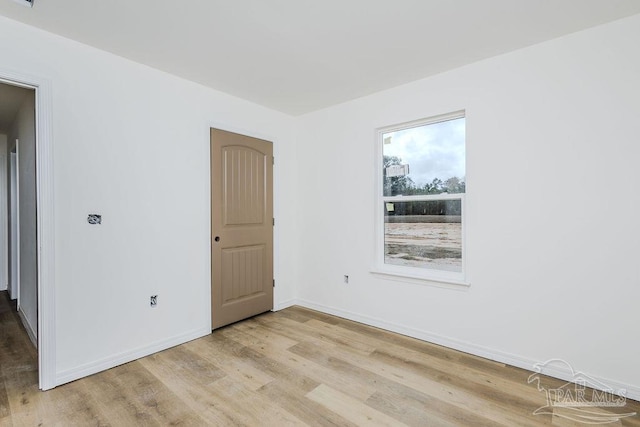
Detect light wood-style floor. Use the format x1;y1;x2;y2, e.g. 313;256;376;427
1;291;639;426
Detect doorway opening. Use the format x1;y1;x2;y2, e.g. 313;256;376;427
0;70;55;390
0;82;36;347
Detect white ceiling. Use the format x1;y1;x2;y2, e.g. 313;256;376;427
1;1;640;116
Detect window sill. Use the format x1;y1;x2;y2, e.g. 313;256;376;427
370;268;470;290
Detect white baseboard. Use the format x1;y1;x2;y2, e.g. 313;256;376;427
274;298;297;311
55;327;211;387
294;299;640;402
17;307;37;347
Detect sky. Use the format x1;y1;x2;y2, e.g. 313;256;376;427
383;117;465;187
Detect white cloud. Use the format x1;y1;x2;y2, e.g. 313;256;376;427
383;117;465;187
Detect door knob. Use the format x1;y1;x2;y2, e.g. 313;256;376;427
214;236;220;242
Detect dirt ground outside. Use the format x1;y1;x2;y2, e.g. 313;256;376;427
384;222;462;272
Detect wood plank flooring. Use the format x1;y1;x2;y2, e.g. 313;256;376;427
1;291;639;426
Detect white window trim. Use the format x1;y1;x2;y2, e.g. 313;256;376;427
372;111;469;287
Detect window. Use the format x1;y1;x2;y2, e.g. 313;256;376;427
375;111;467;285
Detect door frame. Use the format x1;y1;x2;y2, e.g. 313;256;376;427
9;145;20;303
0;152;6;294
0;70;56;390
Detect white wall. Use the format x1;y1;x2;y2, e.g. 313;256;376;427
0;15;298;385
7;95;37;342
294;14;640;398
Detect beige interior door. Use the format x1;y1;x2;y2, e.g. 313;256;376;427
210;128;274;329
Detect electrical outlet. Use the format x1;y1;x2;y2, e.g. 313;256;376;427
150;295;158;307
344;275;349;284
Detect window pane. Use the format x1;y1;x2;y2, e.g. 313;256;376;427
383;117;465;197
384;200;462;272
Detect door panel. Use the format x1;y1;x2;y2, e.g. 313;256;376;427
221;245;265;302
223;146;265;225
211;128;273;329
